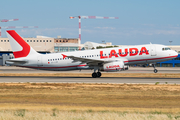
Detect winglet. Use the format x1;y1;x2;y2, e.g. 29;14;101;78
62;54;67;59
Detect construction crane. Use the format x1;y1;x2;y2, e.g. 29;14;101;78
69;16;119;45
0;26;38;37
0;18;19;37
0;19;19;22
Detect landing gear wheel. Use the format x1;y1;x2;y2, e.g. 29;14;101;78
92;72;97;78
154;69;158;73
97;72;101;77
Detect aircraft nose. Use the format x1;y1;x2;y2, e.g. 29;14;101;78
173;50;178;57
169;50;178;58
175;51;178;57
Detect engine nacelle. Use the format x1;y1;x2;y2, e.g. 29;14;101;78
102;61;124;72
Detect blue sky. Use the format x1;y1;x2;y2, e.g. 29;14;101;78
0;0;180;45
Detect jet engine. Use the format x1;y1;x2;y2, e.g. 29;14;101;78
102;61;124;72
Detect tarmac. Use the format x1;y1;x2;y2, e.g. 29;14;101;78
0;66;179;84
0;76;179;84
0;66;180;73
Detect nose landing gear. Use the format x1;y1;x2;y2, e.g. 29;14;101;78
154;69;158;73
153;63;158;73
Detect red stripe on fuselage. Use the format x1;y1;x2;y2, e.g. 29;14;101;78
7;30;30;58
22;64;87;69
124;55;177;63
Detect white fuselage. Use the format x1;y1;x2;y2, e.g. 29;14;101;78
12;44;178;71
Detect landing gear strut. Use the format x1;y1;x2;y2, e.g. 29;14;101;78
153;63;158;73
92;67;102;78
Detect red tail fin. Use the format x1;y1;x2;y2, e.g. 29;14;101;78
6;30;37;58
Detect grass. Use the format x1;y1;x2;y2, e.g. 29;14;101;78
0;110;180;120
0;83;180;119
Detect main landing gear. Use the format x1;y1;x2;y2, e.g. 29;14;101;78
92;72;102;78
92;67;102;78
153;63;158;73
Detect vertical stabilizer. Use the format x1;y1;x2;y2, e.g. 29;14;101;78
6;30;38;58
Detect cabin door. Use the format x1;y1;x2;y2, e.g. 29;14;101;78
37;56;43;66
151;45;156;56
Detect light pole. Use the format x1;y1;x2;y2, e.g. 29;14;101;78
169;41;172;46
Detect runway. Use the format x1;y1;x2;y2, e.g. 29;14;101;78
0;66;180;73
0;67;180;84
0;76;180;84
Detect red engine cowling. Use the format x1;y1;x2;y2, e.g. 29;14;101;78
102;61;124;72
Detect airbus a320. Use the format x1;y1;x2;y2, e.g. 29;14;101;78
6;30;178;78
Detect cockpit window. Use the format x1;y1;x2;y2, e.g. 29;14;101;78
162;47;171;51
165;48;171;50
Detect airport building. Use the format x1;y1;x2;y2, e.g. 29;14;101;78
0;36;54;53
54;38;80;52
0;37;180;67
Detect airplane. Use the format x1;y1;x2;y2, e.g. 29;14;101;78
6;30;178;78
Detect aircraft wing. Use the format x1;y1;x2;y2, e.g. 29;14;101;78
62;54;115;66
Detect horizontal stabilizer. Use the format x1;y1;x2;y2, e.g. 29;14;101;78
6;59;28;64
